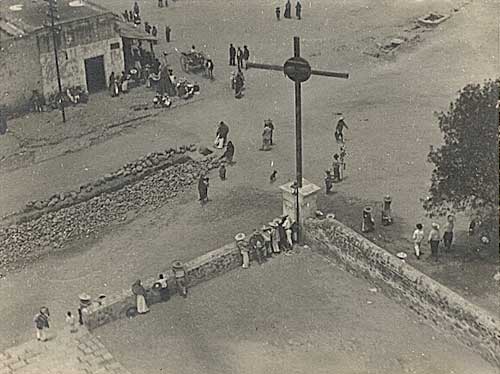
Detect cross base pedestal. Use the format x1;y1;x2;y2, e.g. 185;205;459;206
279;179;321;225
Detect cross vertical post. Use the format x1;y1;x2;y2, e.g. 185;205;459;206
246;37;349;244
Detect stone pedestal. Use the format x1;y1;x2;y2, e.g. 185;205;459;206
279;179;321;225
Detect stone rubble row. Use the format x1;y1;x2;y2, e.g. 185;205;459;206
0;146;221;272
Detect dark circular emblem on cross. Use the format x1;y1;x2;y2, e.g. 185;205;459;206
284;56;312;82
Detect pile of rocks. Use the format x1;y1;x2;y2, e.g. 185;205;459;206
0;151;221;271
20;144;199;219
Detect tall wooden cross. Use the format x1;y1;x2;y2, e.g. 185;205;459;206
247;36;349;242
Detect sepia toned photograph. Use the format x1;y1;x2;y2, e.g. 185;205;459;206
0;0;498;373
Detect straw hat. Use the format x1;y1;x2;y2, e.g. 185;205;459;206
235;233;246;241
431;222;439;229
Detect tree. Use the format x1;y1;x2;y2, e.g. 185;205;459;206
423;79;499;234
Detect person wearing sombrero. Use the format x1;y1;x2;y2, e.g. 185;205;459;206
269;220;281;254
131;280;149;314
249;229;266;264
428;223;441;261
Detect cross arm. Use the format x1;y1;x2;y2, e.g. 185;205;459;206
246;62;284;72
311;70;349;79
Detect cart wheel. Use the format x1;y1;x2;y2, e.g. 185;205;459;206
180;55;189;72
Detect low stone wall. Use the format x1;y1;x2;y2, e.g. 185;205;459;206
82;242;244;330
304;217;500;367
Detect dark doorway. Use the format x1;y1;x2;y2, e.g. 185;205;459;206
84;55;106;93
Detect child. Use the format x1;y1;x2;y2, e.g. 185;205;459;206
324;170;333;194
219;164;227;180
66;311;78;333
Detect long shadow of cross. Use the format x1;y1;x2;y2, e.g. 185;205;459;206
247;36;349;243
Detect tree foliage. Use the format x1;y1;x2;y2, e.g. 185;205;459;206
423;79;499;231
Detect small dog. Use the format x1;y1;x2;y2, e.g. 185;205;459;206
269;170;278;183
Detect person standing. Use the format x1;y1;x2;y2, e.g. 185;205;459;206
284;0;291;18
229;44;236;66
158;0;163;7
132;280;149;314
443;215;455;251
277;217;290;252
275;6;281;20
219;163;227;180
234;69;245;98
216;121;229;147
0;108;7;136
412;223;424;260
34;307;50;341
165;25;171;42
264;119;275;145
295;1;302;19
249;229;266;264
428;223;441;261
236;47;243;70
151;25;158;38
335;116;348;143
269;220;281;254
133;1;140;17
65;311;78;333
324;170;333;194
198;175;209;203
243;45;250;69
260;124;272;151
221;141;235;164
332;154;341;182
154;274;170;302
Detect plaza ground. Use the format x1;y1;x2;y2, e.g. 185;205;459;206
98;248;498;374
0;0;497;368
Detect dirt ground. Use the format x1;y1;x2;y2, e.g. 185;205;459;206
0;0;497;360
98;248;498;374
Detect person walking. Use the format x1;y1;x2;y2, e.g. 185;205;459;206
275;6;281;20
132;280;149;314
335;116;348;143
165;25;171;42
234;69;245;98
332;154;341;182
284;0;291;18
236;47;243;70
198;175;209;203
265;119;275;145
34;307;50;341
243;45;250;69
229;44;236;66
412;223;424;260
443;214;455;251
428;223;441;261
295;0;302;19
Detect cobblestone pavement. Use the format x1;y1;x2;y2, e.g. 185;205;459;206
0;328;130;374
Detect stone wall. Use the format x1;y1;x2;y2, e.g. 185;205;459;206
304;217;500;367
82;242;244;330
0;36;43;113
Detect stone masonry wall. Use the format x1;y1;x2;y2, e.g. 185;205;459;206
304;217;500;367
82;242;244;330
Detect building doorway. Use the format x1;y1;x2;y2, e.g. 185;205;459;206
84;55;106;93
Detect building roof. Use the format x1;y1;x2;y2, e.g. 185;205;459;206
0;0;112;35
117;21;158;42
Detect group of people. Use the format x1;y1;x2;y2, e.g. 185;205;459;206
33;307;78;342
412;215;455;261
276;0;302;20
108;71;131;97
229;44;250;70
122;2;142;26
241;215;298;268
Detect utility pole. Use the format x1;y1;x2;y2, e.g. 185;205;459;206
45;0;66;123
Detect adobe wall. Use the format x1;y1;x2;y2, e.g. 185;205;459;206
39;36;124;97
304;217;500;367
0;36;43;113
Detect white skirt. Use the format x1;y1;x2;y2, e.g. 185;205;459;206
136;295;150;314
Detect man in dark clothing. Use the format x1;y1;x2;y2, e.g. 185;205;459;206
284;0;291;18
216;121;229;147
295;1;302;19
229;44;236;66
145;22;151;34
335;116;348;143
151;25;158;38
275;6;281;20
249;229;266;264
165;25;171;42
198;176;209;204
236;47;243;70
264;119;274;145
133;1;140;16
158;0;163;7
243;46;250;69
0;108;8;135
